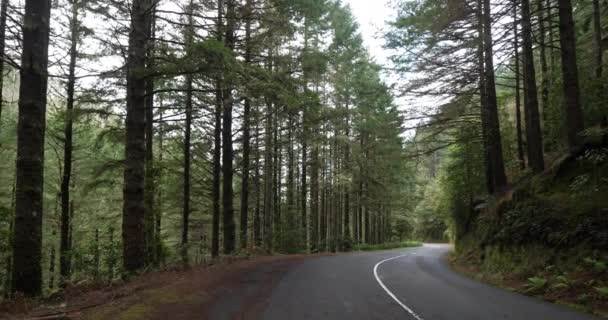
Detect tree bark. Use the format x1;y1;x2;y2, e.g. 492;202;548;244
481;0;508;192
144;4;157;266
240;0;253;249
592;0;603;88
211;0;223;258
0;0;8;135
521;0;545;173
222;0;236;255
181;73;193;263
60;0;80;282
343;102;350;240
12;0;51;296
513;2;526;170
263;97;273;250
537;0;549;123
557;0;585;148
181;0;195;265
253;106;262;247
156;102;164;263
122;0;152;273
273;107;281;243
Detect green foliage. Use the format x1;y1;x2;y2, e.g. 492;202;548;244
583;257;607;273
595;287;608;299
525;276;548;292
353;241;422;252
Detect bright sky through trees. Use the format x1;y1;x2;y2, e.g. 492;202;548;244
343;0;393;65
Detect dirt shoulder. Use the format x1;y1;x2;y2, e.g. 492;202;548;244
1;254;313;320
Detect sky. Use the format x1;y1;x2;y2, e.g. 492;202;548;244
343;0;394;66
343;0;437;136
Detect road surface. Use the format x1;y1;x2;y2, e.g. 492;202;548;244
209;244;595;320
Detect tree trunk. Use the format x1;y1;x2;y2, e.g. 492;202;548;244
273;108;281;243
513;2;526;170
263;99;273;250
557;0;585;148
122;0;152;274
481;0;508;192
310;141;319;250
0;0;8;135
592;0;603;91
181;75;192;263
477;0;493;193
12;0;51;296
156;103;164;264
537;0;549;121
239;0;253;250
343;102;350;241
287;115;295;227
144;4;157;266
253;106;262;247
181;0;195;265
212;0;223;258
222;0;236;255
60;0;79;283
320;141;327;249
521;0;545;173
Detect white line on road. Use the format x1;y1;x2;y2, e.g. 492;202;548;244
373;253;424;320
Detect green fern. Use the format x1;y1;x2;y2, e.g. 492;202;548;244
595;287;608;299
525;277;547;292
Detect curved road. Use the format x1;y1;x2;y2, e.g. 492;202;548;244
259;244;593;320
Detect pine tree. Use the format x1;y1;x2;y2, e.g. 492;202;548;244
12;0;52;296
122;0;152;273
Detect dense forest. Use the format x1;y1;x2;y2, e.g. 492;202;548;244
386;0;608;312
0;0;411;298
0;0;606;309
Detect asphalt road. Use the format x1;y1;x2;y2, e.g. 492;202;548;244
260;244;594;320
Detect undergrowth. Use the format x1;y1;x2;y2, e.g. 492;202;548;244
352;241;422;252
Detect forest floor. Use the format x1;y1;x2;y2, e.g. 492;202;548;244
0;254;315;320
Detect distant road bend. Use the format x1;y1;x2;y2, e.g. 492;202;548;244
209;244;595;320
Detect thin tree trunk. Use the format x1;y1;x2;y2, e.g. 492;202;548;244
12;0;52;296
320;141;327;249
522;0;545;173
182;74;193;263
273;108;281;243
513;2;526;170
222;0;237;255
144;4;157;266
537;0;549;123
0;0;8;135
310;141;319;251
253;106;262;247
287;115;295;227
60;0;79;283
477;0;493;193
263;99;273;251
592;0;603;94
156;103;164;263
181;0;195;265
211;0;223;258
239;0;253;250
557;0;585;148
343;102;350;241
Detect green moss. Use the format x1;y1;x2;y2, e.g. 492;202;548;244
118;304;150;320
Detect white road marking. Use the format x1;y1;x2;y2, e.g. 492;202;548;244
373;253;424;320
